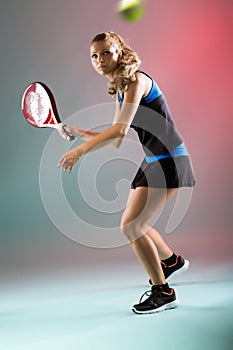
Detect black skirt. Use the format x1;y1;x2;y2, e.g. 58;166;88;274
131;156;196;189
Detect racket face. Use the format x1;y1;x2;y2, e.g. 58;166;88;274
21;82;61;128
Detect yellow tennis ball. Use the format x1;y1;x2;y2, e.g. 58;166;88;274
118;0;145;22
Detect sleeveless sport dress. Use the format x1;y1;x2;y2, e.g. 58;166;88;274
117;71;196;189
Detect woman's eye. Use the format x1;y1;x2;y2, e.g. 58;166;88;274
103;50;110;56
91;54;98;59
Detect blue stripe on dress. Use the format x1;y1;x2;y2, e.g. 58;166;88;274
143;79;162;103
145;142;189;163
117;92;123;106
117;78;162;106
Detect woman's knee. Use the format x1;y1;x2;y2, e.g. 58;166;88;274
120;215;143;242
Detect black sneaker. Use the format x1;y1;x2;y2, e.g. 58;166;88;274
132;285;179;314
149;255;189;285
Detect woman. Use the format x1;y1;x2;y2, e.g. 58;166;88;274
58;32;195;314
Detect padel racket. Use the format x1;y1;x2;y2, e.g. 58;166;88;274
21;82;74;141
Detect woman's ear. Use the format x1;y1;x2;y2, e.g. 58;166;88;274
117;49;123;62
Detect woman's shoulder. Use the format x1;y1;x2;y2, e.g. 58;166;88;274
135;70;163;102
135;71;153;99
136;70;153;80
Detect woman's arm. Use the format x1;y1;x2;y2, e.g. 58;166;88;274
59;126;101;142
60;124;123;149
58;75;147;172
80;75;147;154
57;123;127;173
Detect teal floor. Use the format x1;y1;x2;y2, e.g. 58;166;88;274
1;262;233;350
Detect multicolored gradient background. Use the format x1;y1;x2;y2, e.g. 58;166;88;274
0;1;232;342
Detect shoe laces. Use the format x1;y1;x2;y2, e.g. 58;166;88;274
139;287;161;303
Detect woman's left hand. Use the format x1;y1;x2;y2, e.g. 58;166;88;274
58;146;84;173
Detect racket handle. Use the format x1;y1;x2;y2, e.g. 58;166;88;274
58;123;75;141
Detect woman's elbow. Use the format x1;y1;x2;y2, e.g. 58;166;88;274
110;124;128;148
116;126;128;147
115;124;128;138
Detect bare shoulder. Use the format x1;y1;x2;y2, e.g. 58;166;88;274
135;71;152;98
123;72;151;103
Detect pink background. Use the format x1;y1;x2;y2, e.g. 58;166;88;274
0;0;232;275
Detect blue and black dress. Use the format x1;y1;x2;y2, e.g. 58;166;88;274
117;70;196;189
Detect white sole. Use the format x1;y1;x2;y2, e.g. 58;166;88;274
132;299;180;315
166;259;190;282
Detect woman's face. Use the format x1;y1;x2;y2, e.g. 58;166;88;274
90;40;121;78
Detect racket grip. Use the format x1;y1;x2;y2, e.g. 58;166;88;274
58;124;75;141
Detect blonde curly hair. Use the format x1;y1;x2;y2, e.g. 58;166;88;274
91;32;141;95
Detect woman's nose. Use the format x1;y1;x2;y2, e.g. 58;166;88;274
98;55;104;63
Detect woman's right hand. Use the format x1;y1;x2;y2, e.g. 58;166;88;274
58;124;77;141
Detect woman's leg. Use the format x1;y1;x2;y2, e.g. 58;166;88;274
124;188;177;260
121;187;178;285
145;226;173;260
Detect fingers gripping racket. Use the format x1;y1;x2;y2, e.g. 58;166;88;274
21;82;74;141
